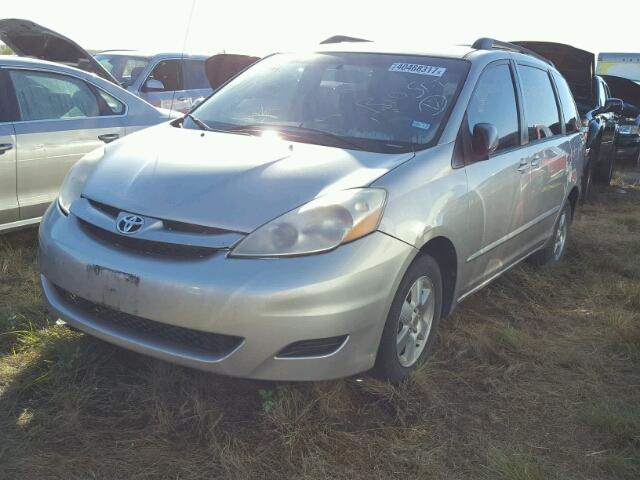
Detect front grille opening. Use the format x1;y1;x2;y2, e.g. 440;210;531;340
78;219;217;259
54;285;243;358
276;335;348;358
87;199;120;218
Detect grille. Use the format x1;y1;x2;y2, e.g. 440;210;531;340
276;335;348;358
55;285;243;358
87;199;120;218
87;198;234;235
79;219;217;259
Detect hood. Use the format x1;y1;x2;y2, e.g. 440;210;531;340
512;41;595;108
601;75;640;116
205;53;260;90
0;18;118;84
82;125;413;233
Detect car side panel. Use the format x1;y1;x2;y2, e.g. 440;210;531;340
15;117;125;220
0;123;18;225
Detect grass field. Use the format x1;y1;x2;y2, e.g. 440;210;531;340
1;168;639;479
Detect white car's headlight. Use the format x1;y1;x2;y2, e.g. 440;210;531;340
58;146;105;214
230;188;387;257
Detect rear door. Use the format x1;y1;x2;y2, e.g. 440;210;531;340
7;68;126;220
0;70;18;225
138;58;183;112
463;61;532;290
514;62;570;246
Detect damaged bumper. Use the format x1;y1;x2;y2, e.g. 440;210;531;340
38;203;415;380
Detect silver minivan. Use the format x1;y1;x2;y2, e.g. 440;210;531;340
39;39;584;382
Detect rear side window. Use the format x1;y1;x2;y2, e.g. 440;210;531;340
519;66;562;141
552;72;580;133
9;70;101;121
467;64;520;153
143;59;183;92
182;59;210;89
97;90;125;115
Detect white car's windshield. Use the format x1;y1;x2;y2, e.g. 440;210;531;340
186;52;469;152
95;54;150;87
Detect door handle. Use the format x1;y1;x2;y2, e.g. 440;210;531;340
517;159;529;173
0;143;13;155
176;96;189;102
98;133;120;144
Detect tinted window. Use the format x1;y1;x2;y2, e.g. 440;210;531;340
9;70;101;121
188;53;469;153
182;59;210;89
552;72;580;133
467;64;520;153
519;66;562;141
144;59;182;92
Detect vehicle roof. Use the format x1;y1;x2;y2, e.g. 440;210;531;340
95;50;210;60
293;40;556;70
0;54;107;75
311;41;475;59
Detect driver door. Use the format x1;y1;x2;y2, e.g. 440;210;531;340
139;59;183;112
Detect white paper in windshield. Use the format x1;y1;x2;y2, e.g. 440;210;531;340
388;63;446;77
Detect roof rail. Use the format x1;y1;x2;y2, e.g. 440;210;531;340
320;35;372;45
471;37;555;67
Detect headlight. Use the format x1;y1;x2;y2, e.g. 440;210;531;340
58;146;105;214
619;125;639;135
230;188;387;257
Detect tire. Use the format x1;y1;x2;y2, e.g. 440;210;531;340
593;142;616;185
528;202;571;267
374;254;443;382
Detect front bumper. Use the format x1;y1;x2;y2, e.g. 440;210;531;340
39;204;416;380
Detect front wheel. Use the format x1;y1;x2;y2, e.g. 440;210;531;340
374;254;443;382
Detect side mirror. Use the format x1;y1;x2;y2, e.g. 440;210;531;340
472;123;499;159
602;98;624;115
143;79;166;92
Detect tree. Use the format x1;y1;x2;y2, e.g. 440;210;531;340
0;44;13;55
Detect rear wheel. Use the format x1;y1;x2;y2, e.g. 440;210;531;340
528;202;571;267
374;254;443;382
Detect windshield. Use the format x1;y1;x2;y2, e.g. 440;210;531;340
185;52;469;152
95;54;150;87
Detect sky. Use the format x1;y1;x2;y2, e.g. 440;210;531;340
1;0;638;56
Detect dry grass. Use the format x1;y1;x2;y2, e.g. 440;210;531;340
1;164;639;479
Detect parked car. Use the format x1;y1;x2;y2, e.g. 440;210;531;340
39;38;583;382
94;51;213;112
0;55;176;233
513;42;624;193
601;74;640;164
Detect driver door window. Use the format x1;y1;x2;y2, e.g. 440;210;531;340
143;60;182;92
466;63;520;157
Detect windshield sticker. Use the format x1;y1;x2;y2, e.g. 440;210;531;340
411;120;431;130
389;63;446;77
419;95;448;116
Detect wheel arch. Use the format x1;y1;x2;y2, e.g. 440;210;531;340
418;236;458;318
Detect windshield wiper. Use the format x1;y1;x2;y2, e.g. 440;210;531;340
226;123;366;150
184;113;212;131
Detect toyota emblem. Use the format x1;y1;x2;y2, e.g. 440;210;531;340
116;213;145;234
